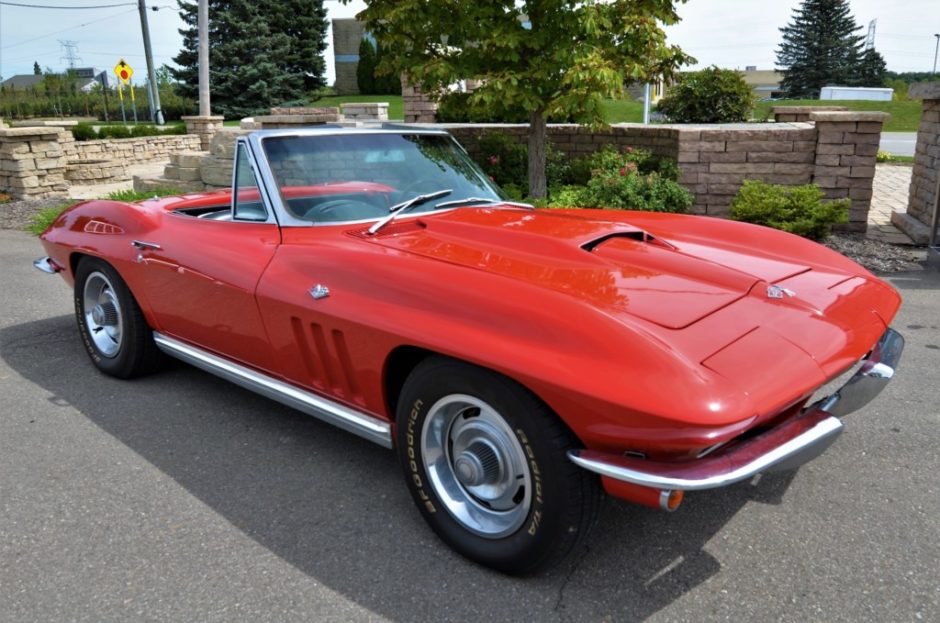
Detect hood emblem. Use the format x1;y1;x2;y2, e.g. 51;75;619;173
309;284;331;300
767;284;796;299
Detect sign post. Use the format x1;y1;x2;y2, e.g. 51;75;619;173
113;59;135;125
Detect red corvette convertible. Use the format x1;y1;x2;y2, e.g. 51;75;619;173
35;128;903;573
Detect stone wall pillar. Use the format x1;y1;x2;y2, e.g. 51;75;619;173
181;115;224;151
402;77;438;123
771;105;848;122
0;126;69;199
809;111;888;233
893;82;940;244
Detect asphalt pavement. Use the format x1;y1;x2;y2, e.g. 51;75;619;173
1;229;938;622
880;132;917;157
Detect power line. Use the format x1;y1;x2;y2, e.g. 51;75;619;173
0;2;136;9
0;7;137;49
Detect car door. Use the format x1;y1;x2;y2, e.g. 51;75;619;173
135;143;281;374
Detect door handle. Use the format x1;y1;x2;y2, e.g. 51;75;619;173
131;240;162;250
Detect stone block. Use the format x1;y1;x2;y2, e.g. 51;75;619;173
849;165;875;178
163;164;180;179
815;154;841;166
814;165;851;177
177;167;203;182
774;163;814;175
814;176;838;188
176;151;207;168
34;158;63;170
709;162;774;174
816;131;844;144
849;186;873;200
724;141;793;153
842;132;881;145
677;151;699;163
201;155;234;186
1;158;35;172
814;121;858;132
855;122;885;134
701;152;746;163
749;151;815;164
854;143;879;157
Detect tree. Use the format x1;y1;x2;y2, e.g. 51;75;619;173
357;38;377;95
171;0;329;117
855;48;887;87
33;62;41;76
348;1;691;199
776;0;866;98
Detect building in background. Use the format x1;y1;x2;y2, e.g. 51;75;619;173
740;67;784;100
332;19;366;95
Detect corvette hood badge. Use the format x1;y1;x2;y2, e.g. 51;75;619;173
767;284;796;299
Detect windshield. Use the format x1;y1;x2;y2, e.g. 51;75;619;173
260;133;505;224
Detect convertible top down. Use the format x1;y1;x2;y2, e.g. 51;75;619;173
35;127;903;573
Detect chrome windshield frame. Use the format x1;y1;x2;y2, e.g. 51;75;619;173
244;127;491;228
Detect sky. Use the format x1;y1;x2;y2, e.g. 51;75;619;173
0;0;938;86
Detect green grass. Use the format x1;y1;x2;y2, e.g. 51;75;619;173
26;187;184;236
600;98;646;124
105;187;183;202
27;203;72;236
752;99;921;132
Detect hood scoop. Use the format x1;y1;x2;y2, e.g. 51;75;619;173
581;230;677;253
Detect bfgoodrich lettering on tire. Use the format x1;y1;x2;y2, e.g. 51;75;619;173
396;356;601;574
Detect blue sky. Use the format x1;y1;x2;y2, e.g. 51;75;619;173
0;1;938;85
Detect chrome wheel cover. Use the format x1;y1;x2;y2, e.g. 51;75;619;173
421;394;532;538
82;271;123;358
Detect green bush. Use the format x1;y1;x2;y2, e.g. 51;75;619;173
730;180;848;240
356;38;377;95
98;125;131;139
71;122;98;141
567;145;680;185
547;147;692;213
474;132;569;191
656;66;756;123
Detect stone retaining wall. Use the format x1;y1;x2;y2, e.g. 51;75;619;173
895;82;940;244
448;112;886;230
64;134;202;166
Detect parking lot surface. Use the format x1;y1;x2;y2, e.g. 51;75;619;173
1;229;938;622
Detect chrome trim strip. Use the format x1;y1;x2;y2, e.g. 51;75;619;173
152;333;393;448
33;256;59;274
568;415;843;491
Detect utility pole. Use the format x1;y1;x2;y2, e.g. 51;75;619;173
198;0;210;115
138;0;164;124
934;34;940;75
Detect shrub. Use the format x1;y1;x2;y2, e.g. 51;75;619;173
474;131;569;191
656;66;756;123
98;125;131;139
547;147;692;213
730;180;848;240
71;122;98;141
106;187;182;202
356;38;377;95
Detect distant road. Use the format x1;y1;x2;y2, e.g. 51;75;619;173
880;132;916;157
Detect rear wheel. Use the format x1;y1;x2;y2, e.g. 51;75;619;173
74;257;162;378
396;356;601;574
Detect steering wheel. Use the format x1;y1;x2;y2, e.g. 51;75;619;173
396;179;448;204
303;199;387;223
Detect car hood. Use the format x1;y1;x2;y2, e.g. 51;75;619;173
364;207;812;329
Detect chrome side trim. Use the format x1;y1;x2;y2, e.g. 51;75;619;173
152;333;393;448
33;256;59;274
568;415;843;491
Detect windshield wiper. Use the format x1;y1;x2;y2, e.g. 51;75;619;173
435;197;536;210
367;188;452;235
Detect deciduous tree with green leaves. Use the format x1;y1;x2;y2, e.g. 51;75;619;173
347;0;691;198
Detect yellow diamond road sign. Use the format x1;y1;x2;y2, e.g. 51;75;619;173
114;59;134;84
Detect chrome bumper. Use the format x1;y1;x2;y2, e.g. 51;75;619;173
33;256;61;274
568;328;904;491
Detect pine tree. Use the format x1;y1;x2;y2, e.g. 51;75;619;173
171;0;328;117
855;48;887;87
33;62;42;75
776;0;866;98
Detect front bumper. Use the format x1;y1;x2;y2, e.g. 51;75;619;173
568;327;904;492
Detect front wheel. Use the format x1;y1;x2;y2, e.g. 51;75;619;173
74;257;162;378
396;357;601;574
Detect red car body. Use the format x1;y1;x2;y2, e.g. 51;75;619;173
36;128;903;572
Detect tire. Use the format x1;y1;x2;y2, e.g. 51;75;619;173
74;256;162;379
396;356;601;574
